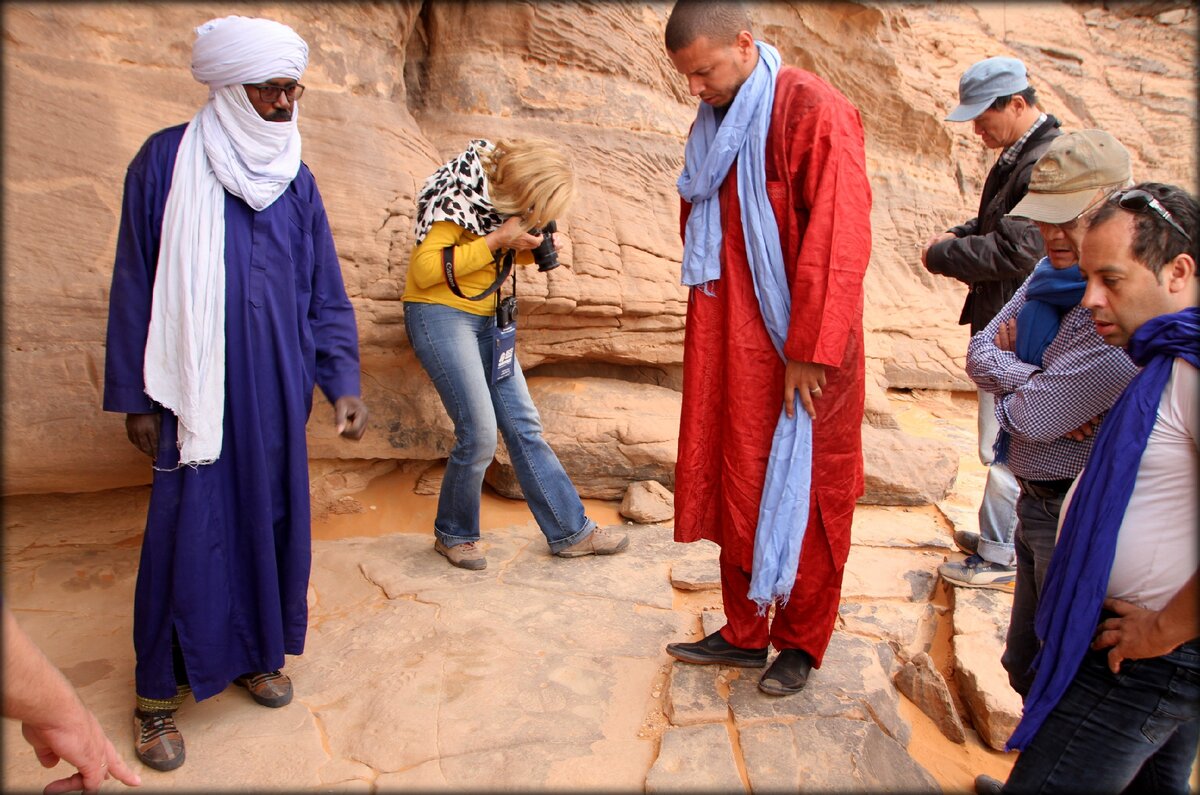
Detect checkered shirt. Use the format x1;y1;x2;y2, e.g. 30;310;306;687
965;264;1141;480
998;113;1049;168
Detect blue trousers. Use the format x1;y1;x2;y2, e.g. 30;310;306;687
404;301;594;552
978;391;1020;566
1004;641;1200;794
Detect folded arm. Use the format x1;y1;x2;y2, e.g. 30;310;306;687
992;318;1139;442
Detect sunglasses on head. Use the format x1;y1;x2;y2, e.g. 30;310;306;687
1111;189;1193;243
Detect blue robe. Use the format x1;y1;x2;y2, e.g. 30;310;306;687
103;124;361;701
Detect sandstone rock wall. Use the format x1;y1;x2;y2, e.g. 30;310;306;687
2;1;1194;496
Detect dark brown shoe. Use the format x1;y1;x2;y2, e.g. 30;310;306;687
758;649;814;695
234;670;293;708
133;709;185;771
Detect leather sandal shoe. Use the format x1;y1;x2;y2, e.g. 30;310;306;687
666;629;768;668
758;649;814;695
134;709;185;771
234;670;293;708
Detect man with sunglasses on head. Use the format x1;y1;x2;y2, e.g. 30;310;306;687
104;16;366;771
924;56;1063;593
962;131;1141;794
998;182;1199;793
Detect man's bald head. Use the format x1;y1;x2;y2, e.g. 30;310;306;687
665;0;752;52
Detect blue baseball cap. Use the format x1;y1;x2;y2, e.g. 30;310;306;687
946;56;1030;122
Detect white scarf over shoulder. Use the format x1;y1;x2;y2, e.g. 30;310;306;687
144;16;308;466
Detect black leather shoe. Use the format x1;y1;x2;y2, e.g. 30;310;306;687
666;629;768;668
758;649;814;695
974;774;1004;795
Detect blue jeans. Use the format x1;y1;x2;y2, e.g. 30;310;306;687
1004;641;1200;794
1003;481;1066;699
404;301;595;553
978;391;1019;566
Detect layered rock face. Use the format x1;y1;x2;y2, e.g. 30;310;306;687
2;2;1194;498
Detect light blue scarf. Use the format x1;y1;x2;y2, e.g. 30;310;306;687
677;42;814;611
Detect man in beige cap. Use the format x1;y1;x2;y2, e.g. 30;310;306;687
965;130;1140;702
964;129;1142;795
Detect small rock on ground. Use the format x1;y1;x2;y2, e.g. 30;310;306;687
620;479;676;523
894;651;967;743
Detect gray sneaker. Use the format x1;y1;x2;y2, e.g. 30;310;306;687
939;554;1015;591
953;530;980;555
434;539;487;570
555;526;630;558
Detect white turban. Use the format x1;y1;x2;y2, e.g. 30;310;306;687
190;15;308;88
143;16;308;467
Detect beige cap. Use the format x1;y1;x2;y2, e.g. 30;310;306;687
1008;130;1132;223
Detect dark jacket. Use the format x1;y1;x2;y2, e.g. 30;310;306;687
925;115;1062;334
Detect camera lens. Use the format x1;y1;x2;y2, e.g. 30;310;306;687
532;220;559;272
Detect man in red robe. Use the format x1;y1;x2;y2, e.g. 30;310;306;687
662;0;871;695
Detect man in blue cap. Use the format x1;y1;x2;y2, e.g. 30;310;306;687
922;56;1062;591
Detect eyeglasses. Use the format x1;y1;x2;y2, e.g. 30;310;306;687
1112;188;1193;243
244;82;305;103
1056;191;1116;232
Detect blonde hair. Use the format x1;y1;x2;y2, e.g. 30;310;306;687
484;139;576;230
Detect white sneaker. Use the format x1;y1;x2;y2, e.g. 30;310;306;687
939;554;1015;591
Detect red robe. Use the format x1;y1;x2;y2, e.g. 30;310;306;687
673;66;871;665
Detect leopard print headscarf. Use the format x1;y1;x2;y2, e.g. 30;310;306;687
412;139;504;244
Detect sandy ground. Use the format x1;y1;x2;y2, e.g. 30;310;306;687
2;390;1022;792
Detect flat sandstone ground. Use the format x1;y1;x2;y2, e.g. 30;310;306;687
2;391;1020;791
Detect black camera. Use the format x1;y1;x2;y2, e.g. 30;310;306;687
496;295;518;328
530;220;560;272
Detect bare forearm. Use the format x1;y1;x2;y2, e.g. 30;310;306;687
2;607;85;725
1153;572;1199;648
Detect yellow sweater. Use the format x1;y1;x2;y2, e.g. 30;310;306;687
403;221;531;316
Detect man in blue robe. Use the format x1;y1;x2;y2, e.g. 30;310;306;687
103;15;366;772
